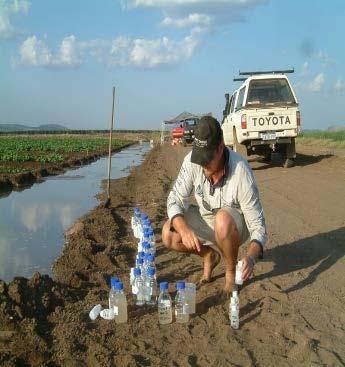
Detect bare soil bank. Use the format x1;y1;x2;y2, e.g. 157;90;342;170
0;143;344;366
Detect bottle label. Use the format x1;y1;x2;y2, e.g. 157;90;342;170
113;306;119;316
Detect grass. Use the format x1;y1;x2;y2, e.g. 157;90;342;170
296;130;345;149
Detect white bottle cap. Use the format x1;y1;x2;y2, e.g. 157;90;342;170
89;304;102;320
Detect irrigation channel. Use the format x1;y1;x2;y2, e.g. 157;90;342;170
0;142;152;281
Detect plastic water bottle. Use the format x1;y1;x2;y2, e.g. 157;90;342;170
235;260;243;285
131;207;141;235
230;290;239;329
140;229;150;249
113;281;127;323
133;268;145;306
142;218;151;233
144;254;155;272
145;267;157;305
136;251;145;261
108;276;119;318
142;241;153;256
174;281;189;323
158;282;173;325
136;258;144;273
148;228;156;246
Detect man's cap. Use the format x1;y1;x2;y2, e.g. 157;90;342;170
191;116;223;166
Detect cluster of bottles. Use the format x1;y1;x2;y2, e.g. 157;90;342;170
130;208;157;306
158;280;195;324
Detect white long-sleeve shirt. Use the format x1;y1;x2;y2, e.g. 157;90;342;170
167;148;267;247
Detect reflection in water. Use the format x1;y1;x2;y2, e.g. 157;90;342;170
0;144;151;281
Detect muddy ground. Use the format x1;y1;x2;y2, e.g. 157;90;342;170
0;142;344;366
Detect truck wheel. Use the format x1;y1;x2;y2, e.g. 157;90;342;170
233;129;248;159
262;151;271;163
282;138;296;168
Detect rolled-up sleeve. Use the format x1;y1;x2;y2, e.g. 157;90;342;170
167;154;194;219
237;162;267;247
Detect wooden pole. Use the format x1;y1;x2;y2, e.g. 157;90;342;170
106;87;115;204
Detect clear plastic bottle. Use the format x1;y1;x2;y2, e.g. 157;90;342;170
174;281;189;323
145;267;157;305
142;241;153;256
136;258;144;274
133;268;145;306
235;260;243;285
144;254;155;273
230;289;239;329
108;276;119;318
148;228;156;247
131;207;141;235
158;282;173;325
114;281;127;324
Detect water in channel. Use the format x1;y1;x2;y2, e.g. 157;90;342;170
0;143;151;281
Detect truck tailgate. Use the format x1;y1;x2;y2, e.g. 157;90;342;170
247;107;298;132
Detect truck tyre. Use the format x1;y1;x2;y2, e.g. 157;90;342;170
233;128;248;159
283;138;296;168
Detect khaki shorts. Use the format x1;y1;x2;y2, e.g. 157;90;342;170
183;205;249;247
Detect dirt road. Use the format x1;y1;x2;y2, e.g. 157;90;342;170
0;142;344;366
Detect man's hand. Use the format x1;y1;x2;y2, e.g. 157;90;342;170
241;255;255;281
180;228;201;253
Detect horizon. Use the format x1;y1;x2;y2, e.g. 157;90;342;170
1;0;344;130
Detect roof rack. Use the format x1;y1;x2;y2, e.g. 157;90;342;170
233;68;294;81
239;69;294;76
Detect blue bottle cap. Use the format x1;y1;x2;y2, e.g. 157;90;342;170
134;268;141;276
144;253;151;260
137;251;145;258
141;213;148;220
143;229;150;237
176;281;186;290
115;281;124;291
147;267;155;277
111;276;119;288
160;282;168;291
147;254;155;262
134;207;140;213
142;241;151;250
148;229;154;236
136;258;144;265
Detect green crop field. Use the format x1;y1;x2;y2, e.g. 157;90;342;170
297;130;345;149
0;136;129;163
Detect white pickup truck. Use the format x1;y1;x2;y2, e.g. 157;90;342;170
221;70;301;167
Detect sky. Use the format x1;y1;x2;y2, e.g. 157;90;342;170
0;0;344;130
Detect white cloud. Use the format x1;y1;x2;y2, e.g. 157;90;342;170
129;35;198;67
17;32;200;69
302;61;309;75
315;51;332;65
0;0;30;39
334;77;344;91
305;73;325;92
18;35;81;67
122;0;266;32
161;13;211;28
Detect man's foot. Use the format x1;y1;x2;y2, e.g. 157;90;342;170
196;250;221;288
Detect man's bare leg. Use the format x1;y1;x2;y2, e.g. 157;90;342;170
162;220;220;281
214;210;242;293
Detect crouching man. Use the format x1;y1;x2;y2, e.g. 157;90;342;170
162;116;267;292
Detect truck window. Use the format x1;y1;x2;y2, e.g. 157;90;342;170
235;87;245;110
246;78;296;106
230;92;237;113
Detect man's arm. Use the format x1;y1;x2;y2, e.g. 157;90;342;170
237;162;267;279
171;215;201;252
